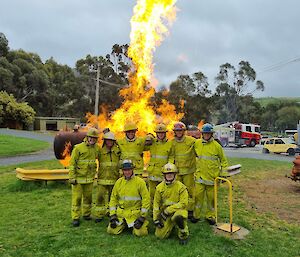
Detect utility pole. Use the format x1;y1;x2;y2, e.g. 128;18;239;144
94;63;100;116
297;120;300;146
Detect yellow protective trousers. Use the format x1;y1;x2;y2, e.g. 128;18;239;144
155;210;189;240
71;183;93;220
176;173;195;211
94;184;114;219
194;183;215;219
107;219;149;236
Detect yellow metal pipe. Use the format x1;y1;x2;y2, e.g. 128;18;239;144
214;177;233;233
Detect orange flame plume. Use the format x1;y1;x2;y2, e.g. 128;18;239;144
87;0;182;137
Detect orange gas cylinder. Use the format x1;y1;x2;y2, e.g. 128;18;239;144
291;155;300;178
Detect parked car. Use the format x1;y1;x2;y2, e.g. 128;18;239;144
260;135;271;145
262;137;300;156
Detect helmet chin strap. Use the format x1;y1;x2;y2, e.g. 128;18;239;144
164;174;176;184
202;133;213;142
126;135;136;142
124;171;134;180
175;134;184;142
87;137;97;145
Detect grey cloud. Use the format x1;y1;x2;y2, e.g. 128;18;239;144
0;0;299;96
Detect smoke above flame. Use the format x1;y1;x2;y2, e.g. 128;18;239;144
87;0;183;137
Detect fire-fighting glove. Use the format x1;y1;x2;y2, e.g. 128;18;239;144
69;179;77;185
145;133;154;146
154;220;164;229
109;214;118;229
133;216;145;229
159;210;169;221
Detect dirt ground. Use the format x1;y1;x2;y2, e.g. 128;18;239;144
240;172;300;224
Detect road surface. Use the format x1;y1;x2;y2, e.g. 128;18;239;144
0;128;55;166
0;129;295;165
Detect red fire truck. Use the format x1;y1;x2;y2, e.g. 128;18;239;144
216;122;261;147
233;122;261;147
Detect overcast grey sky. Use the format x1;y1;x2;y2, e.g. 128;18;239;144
1;0;299;97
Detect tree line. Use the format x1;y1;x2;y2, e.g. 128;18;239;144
0;32;299;131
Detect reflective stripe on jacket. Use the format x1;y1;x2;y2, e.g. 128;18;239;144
117;137;146;175
69;139;100;184
109;176;150;226
97;144;121;185
146;139;174;181
194;138;228;183
153;180;188;221
172;135;196;175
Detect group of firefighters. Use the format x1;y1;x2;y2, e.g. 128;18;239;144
68;121;228;245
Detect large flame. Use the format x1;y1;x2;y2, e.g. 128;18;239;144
87;0;183;137
59;141;72;167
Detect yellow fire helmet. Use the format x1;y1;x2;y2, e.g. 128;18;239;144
162;163;178;174
86;128;99;138
124;121;138;132
155;123;167;133
103;131;116;141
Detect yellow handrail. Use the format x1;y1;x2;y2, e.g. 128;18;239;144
214;177;233;232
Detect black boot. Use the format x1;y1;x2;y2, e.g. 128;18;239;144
95;218;103;223
179;236;189;245
188;211;199;223
83;215;92;221
206;217;216;225
72;219;80;227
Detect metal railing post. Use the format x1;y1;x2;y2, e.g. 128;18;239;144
214;177;234;233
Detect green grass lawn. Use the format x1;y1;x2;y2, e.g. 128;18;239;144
0;158;299;257
255;97;300;108
0;135;50;157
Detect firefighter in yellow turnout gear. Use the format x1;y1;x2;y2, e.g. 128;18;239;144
69;128;100;227
95;132;120;222
146;124;174;205
153;163;189;245
107;160;150;236
117;122;148;177
171;122;197;222
194;123;228;225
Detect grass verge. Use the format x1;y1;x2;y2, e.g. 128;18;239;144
0;158;299;257
0;135;50;157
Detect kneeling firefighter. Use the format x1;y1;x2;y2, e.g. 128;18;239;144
153;163;189;245
107;160;150;236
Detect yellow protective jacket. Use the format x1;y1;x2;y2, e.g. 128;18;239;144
109;175;150;227
146;139;174;182
117;137;146;175
194;138;228;185
69;139;100;184
97;144;121;185
172;135;196;175
153;180;188;221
